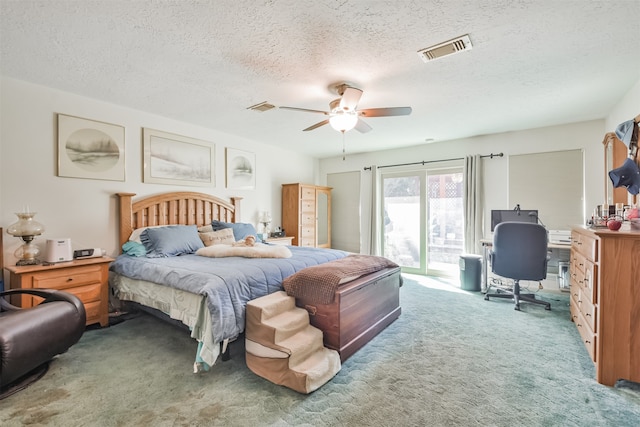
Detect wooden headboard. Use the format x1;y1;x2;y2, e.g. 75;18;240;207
116;192;242;248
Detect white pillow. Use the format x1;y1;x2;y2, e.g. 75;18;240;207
199;228;235;246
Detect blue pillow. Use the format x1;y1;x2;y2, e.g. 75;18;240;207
140;225;204;258
211;220;262;242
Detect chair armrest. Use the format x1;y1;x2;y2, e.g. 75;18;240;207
0;289;85;319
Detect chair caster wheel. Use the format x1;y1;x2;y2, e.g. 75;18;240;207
484;296;489;301
514;305;521;311
545;306;551;311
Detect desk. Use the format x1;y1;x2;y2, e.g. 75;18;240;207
479;238;571;291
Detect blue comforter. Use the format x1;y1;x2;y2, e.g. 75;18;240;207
109;246;348;343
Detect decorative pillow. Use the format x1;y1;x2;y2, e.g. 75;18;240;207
198;224;214;233
211;220;262;242
140;225;204;258
199;228;235;246
122;241;147;257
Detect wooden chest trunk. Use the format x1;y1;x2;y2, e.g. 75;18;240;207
293;267;402;362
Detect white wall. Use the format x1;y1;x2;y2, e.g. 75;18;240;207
606;78;640;131
319;119;608;253
0;77;317;265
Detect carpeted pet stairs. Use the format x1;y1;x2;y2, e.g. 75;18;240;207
245;291;341;394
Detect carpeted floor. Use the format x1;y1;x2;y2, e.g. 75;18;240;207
1;275;639;426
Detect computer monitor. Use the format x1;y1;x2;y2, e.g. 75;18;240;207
490;209;539;232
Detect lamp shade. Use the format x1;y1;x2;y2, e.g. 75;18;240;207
329;111;358;132
7;212;45;237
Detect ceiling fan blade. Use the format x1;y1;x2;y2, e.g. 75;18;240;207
303;119;330;131
339;87;363;111
359;106;412;117
354;118;372;133
279;106;329;115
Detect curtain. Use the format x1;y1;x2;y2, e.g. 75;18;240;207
464;155;483;254
367;165;381;255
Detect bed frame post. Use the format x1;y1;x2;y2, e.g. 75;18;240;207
117;193;136;249
231;197;242;222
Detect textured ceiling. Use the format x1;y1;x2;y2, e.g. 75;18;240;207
1;0;639;158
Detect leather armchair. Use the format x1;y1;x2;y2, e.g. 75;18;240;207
0;289;86;388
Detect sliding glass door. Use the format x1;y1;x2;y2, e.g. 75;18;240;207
382;167;464;276
382;173;424;273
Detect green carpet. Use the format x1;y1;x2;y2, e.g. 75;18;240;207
1;275;639;426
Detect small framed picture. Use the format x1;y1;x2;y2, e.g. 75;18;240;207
143;128;215;186
57;114;125;181
226;148;256;190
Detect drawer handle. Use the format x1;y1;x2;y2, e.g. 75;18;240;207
66;278;74;282
585;340;591;344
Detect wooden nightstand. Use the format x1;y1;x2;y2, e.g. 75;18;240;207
5;257;114;327
264;236;294;246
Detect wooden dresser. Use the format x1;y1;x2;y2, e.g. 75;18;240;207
282;183;332;248
570;225;640;386
5;257;114;327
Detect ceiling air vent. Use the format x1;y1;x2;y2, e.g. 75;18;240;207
247;101;275;112
417;34;473;62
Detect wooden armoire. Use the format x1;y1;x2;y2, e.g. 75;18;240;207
281;183;332;248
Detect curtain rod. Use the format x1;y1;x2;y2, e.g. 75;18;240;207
363;152;503;171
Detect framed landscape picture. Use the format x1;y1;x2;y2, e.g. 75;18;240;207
57;114;125;181
143;128;215;186
226;147;256;190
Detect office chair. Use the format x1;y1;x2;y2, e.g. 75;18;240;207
484;222;551;311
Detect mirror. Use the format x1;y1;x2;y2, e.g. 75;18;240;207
316;189;331;248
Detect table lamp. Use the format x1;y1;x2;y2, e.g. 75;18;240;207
7;211;45;265
259;211;272;238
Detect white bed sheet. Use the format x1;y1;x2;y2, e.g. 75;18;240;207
110;272;220;367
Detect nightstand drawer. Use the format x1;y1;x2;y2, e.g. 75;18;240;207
83;300;102;323
64;283;102;303
32;265;102;290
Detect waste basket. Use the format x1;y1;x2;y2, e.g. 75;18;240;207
459;254;482;291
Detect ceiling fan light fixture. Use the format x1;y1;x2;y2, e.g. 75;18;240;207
329;110;358;132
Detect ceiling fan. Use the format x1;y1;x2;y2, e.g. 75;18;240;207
279;83;412;133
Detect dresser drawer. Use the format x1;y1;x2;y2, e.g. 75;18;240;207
578;292;597;332
301;187;315;200
299;238;315;247
573;309;597;362
580;260;597;304
32;265;103;290
300;200;315;213
571;230;598;262
300;213;315;226
300;226;314;238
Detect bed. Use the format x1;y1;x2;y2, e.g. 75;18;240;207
109;191;350;370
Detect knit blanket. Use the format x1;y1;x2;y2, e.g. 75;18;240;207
282;254;399;304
